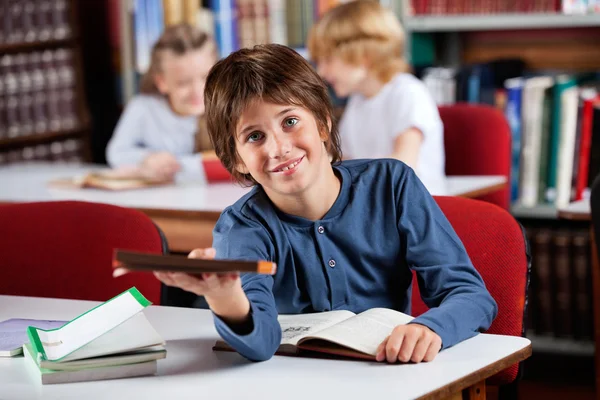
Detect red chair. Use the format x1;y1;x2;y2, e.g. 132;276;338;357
412;196;530;396
440;103;511;210
0;201;166;303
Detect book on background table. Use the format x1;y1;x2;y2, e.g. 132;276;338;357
48;167;173;191
0;319;66;357
114;249;277;275
25;287;166;384
213;308;415;360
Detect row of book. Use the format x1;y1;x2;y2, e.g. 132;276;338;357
0;0;72;45
505;74;600;209
130;0;342;68
525;227;593;340
408;0;600;15
0;138;83;165
420;64;600;208
0;49;80;139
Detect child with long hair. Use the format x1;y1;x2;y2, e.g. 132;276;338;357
106;23;227;182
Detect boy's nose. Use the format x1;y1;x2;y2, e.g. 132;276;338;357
267;133;292;159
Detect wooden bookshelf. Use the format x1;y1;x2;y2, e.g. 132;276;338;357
0;38;76;54
0;126;89;151
0;0;91;164
404;13;600;32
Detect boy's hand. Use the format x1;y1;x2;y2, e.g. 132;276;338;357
375;324;442;364
154;248;250;324
140;151;181;180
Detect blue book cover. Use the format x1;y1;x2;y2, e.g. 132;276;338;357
504;77;524;203
467;65;481;104
145;0;164;50
211;0;239;58
133;0;150;74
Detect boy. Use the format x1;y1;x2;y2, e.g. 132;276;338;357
308;0;445;191
150;44;497;363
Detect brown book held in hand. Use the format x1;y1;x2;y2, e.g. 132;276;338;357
49;169;173;191
113;250;277;275
213;308;414;361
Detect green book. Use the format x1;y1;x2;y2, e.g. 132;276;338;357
546;75;577;203
22;343;159;385
25;287;165;380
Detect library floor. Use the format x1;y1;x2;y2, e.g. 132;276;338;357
488;352;596;399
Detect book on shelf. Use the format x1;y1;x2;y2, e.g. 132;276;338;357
214;308;415;360
48;167;174;191
0;318;66;357
25;287;166;384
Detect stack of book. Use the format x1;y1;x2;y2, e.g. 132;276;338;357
23;287;166;385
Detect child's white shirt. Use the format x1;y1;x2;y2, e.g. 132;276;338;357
339;73;446;191
106;94;206;182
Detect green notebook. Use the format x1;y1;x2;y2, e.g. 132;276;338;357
25;287;166;384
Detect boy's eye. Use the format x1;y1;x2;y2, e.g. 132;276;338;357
284;118;298;128
247;132;263;143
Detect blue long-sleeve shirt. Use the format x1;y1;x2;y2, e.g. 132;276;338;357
209;159;498;361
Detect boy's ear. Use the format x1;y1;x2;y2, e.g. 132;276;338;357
320;117;333;142
154;73;168;94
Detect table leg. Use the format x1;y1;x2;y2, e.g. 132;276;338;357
446;380;486;400
590;226;600;399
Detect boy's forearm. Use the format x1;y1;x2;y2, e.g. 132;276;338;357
205;286;251;325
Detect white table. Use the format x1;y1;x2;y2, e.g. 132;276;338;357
0;163;507;252
0;295;531;400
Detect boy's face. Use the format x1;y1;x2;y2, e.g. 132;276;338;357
154;45;217;116
234;101;329;198
316;56;368;98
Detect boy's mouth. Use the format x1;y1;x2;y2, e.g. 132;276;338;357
272;156;304;173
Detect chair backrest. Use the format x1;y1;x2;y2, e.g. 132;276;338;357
439;103;511;210
0;201;167;303
412;196;530;386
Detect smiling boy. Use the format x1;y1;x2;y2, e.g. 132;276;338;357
152;44;497;363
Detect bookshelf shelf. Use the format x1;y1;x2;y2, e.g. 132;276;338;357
528;333;595;357
0;38;77;54
511;204;558;220
0;126;88;152
404;13;600;32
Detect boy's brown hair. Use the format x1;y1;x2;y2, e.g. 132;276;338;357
204;44;342;185
307;0;408;83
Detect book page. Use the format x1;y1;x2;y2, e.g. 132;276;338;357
33;289;150;361
300;308;414;356
278;310;355;346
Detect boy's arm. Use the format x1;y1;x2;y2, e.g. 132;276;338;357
212;274;281;361
211;208;281;361
397;169;498;349
106;99;152;167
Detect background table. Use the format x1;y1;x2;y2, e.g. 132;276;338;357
0;295;530;400
0;163;507;252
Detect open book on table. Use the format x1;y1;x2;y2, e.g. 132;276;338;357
48;167;173;191
25;287;166;384
214;308;415;360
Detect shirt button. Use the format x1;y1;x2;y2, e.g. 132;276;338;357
328;259;336;268
318;226;325;234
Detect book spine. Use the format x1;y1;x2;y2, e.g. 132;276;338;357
533;229;554;335
552;231;573;338
572;231;593;340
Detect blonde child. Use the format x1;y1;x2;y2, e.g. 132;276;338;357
308;1;445;191
106;24;227;182
119;44;497;364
